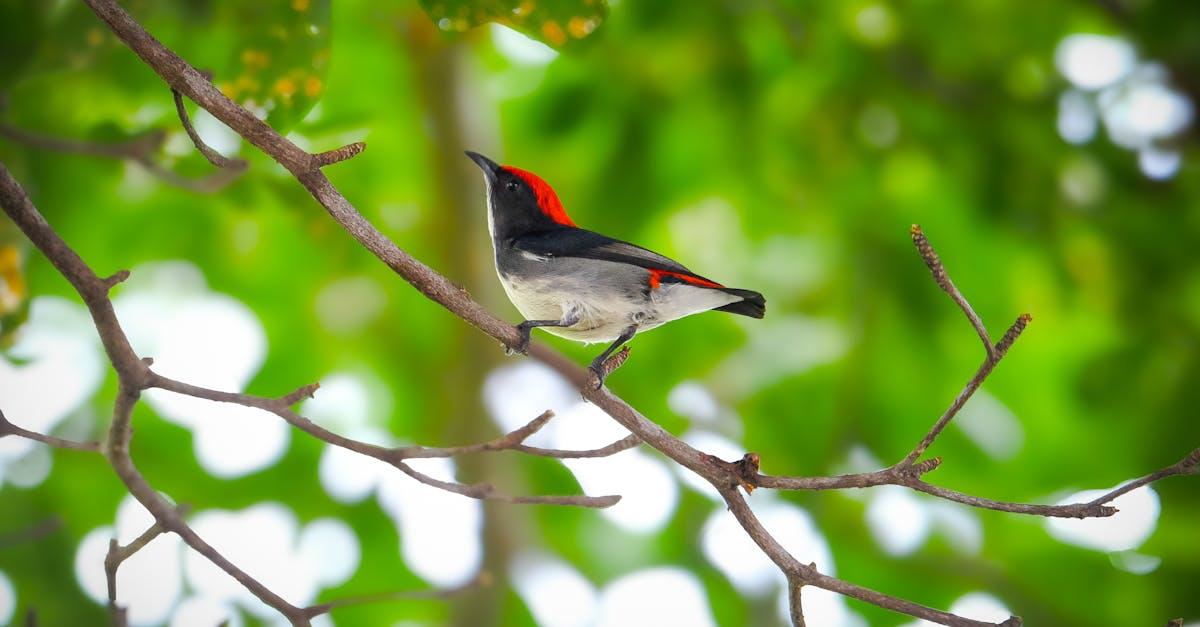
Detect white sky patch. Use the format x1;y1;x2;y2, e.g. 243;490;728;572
169;596;243;627
1116;81;1194;139
301;371;393;432
299;518;361;587
76;497;358;623
1054;36;1193;179
678;430;745;500
596;568;717;627
483;362;578;449
0;297;103;472
116;261;284;479
927;501;984;556
956;391;1024;461
302;372;482;586
376;457;483;587
490;24;558;66
903;592;1013;627
704;496;851;626
3;444;52;489
1057;90;1098;144
667;380;720;422
192;108;242;156
1109;550;1161;575
182;503;358;621
75;496;184;626
1139;147;1182;180
553;402;677;533
1055;34;1135;91
1045;486;1159;552
317;427;393;504
511;552;597;627
867;486;932;556
0;570;14;626
776;586;866;627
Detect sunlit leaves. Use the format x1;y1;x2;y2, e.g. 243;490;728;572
198;0;331;130
0;224;29;347
419;0;606;49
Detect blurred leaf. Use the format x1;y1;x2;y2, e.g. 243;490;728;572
419;0;606;48
205;0;332;130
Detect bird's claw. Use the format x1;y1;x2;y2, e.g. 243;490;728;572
586;362;606;390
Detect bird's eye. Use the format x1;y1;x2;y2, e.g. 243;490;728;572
505;181;519;192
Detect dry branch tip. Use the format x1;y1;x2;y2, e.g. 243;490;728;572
911;456;942;476
101;269;131;289
603;345;632;376
312;142;366;168
278;383;321;407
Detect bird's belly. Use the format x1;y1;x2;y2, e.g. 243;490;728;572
499;272;645;344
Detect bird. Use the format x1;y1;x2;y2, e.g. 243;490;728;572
466;151;765;387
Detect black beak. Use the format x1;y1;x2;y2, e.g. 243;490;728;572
465;150;501;182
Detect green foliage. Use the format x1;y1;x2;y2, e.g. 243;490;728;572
419;0;606;48
2;1;1199;626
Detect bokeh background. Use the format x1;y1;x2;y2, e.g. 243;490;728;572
1;0;1199;625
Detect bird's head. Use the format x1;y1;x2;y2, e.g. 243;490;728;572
466;151;576;237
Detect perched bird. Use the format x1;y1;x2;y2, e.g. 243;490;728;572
466;151;765;386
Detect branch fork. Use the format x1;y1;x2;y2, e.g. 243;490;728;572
2;4;1194;625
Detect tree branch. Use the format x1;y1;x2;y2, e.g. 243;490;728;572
0;2;1187;626
104;504;191;626
0;409;102;452
0;121;241;194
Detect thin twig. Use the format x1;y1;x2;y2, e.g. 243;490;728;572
901;227;1033;466
312;142;366;167
911;224;994;357
104;504;191;623
171;88;246;170
512;433;641;459
0;409;102;452
304;571;491;618
0;122;241;194
147;373;622;508
391;410;556;458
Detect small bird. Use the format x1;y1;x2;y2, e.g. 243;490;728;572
466;151;765;387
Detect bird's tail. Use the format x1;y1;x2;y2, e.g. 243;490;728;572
714;288;766;319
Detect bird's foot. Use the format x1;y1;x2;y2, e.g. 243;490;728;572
507;322;535;356
585;346;631;392
586;361;607;391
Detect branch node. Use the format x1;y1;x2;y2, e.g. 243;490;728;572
910;224;951;294
994;313;1032;359
312;142;366;168
277;382;321;407
734;452;761;493
1000;617;1024;627
101;269;131;291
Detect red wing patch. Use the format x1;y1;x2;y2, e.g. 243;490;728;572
502;166;576;227
648;269;723;290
